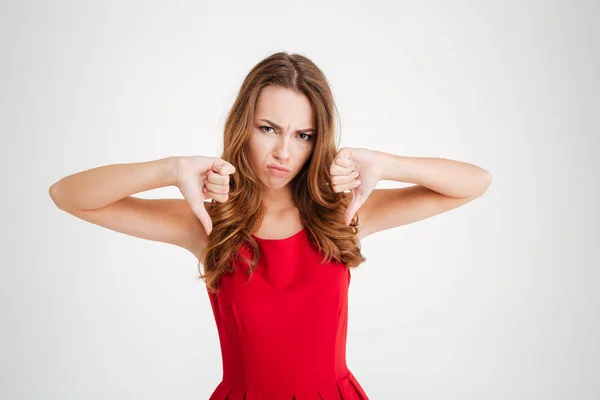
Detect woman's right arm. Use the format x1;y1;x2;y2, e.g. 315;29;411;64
49;156;179;210
48;156;208;261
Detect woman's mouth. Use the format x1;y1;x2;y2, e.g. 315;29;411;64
267;166;291;177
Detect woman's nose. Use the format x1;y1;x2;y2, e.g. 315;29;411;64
273;136;291;159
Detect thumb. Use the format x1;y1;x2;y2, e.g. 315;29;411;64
344;191;365;226
213;159;236;175
191;201;213;236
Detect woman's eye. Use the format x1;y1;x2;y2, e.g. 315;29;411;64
259;126;275;133
260;126;313;142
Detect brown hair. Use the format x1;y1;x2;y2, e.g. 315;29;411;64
198;51;366;294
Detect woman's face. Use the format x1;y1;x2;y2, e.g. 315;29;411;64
248;85;316;189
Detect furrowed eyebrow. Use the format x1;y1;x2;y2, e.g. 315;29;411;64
258;119;315;133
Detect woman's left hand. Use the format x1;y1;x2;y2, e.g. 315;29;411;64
329;147;383;226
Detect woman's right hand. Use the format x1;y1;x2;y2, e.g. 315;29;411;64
174;156;236;236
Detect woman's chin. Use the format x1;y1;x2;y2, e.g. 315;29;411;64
260;177;290;189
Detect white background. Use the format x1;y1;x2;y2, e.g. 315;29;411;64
2;0;599;399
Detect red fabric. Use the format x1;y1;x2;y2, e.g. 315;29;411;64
206;228;369;399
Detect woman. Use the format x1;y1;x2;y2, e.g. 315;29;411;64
49;51;492;399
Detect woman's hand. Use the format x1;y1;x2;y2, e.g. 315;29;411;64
175;156;236;236
329;147;383;226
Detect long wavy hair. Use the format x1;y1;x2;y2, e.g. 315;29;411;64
198;51;366;294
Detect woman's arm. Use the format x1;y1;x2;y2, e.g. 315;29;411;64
48;156;209;261
49;156;179;211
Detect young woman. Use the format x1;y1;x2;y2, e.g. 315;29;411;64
49;51;492;399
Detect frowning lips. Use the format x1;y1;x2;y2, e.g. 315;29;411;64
267;164;291;172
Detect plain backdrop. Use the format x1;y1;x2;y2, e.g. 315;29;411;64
2;0;599;399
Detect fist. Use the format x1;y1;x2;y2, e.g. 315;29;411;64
175;156;236;236
329;147;381;226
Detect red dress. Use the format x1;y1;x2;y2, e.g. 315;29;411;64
206;227;369;399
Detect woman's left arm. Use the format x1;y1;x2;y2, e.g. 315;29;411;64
376;152;492;198
329;148;492;237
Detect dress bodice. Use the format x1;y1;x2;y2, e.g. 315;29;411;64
206;228;368;399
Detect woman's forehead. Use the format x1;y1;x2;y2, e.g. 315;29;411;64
255;87;314;127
